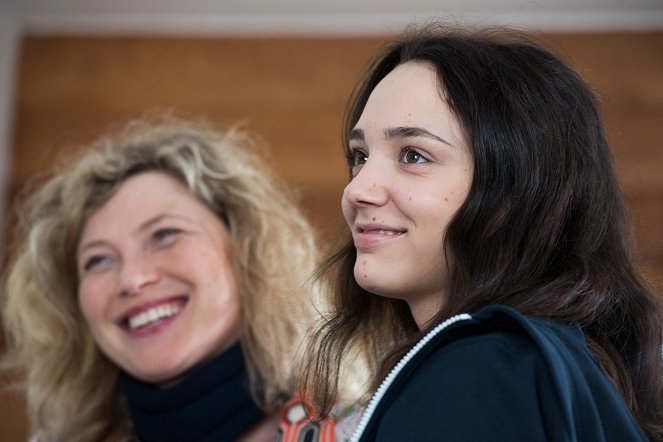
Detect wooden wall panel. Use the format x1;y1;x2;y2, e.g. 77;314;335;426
1;32;662;441
8;36;390;235
546;33;663;286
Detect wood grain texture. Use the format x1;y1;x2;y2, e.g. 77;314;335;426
2;32;662;441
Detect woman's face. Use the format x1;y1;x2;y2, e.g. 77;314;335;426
78;171;241;386
342;61;473;327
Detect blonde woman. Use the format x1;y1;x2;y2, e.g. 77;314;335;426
2;117;337;441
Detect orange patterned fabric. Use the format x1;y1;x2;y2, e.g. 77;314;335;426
276;396;336;442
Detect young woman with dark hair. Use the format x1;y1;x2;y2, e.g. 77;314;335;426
303;25;663;441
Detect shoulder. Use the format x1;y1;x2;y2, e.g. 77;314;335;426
407;305;588;393
372;305;647;441
371;309;555;441
377;321;551;440
426;305;598;381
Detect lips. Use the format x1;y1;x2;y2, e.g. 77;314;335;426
357;227;405;235
353;223;406;248
119;296;188;332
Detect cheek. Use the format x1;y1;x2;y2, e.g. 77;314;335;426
191;244;234;281
78;283;102;327
207;268;238;307
190;248;239;304
341;196;355;226
202;277;242;349
77;272;117;323
430;175;471;213
214;289;241;323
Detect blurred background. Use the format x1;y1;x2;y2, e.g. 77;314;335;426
1;0;662;440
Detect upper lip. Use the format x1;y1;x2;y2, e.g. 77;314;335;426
354;222;407;234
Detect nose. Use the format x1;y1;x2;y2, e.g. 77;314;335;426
118;253;160;296
343;157;390;208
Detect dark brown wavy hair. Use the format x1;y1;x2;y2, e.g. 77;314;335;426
303;25;663;440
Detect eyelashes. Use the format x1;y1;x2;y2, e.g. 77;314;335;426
79;228;183;274
400;147;428;164
83;255;112;272
346;146;430;168
152;228;181;245
347;149;368;167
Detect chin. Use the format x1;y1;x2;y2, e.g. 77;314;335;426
127;359;191;386
357;279;397;300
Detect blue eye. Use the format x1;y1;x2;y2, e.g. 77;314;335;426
401;148;428;164
153;228;180;244
347;149;368;167
83;255;112;272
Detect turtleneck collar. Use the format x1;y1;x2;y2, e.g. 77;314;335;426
119;342;265;442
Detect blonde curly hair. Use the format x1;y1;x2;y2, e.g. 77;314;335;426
2;117;320;441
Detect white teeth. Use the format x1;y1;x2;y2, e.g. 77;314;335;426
128;303;183;330
360;229;404;235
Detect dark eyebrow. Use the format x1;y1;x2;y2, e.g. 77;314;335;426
385;126;454;147
349;126;454;147
348;128;365;142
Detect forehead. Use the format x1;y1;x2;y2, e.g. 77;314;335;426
102;172;191;210
355;61;462;143
79;172;205;239
375;60;442;99
358;62;448;124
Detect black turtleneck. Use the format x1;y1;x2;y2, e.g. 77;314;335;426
119;342;265;442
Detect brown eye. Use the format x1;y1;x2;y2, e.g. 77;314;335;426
401;148;427;164
348;149;368;167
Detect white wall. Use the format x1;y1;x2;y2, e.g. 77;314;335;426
14;0;663;35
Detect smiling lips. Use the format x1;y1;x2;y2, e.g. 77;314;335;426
353;224;406;248
121;298;187;332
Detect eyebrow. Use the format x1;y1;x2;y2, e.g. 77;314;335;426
348;126;454;147
137;213;175;232
348;128;365;142
78;213;188;254
77;239;108;256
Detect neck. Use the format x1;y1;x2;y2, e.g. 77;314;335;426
119;342;265;442
409;293;444;329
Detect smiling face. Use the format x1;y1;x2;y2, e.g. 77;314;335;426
77;171;241;386
342;61;474;327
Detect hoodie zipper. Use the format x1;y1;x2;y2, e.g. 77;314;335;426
349;313;473;442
